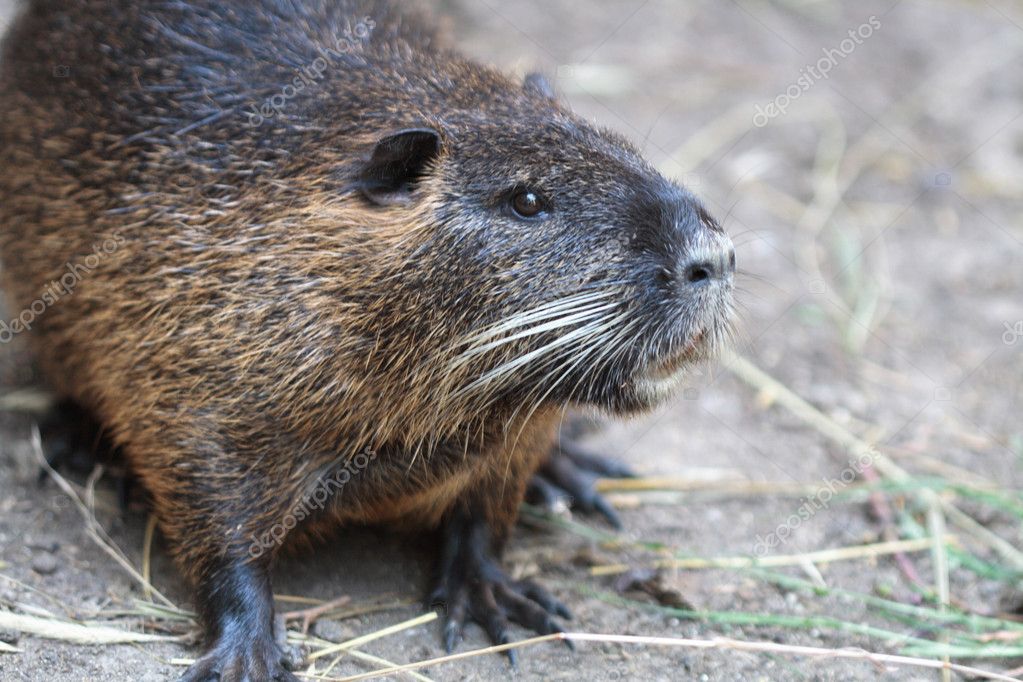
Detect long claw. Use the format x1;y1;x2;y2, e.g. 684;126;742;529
516;580;573;620
443;618;462;654
593;495;623;530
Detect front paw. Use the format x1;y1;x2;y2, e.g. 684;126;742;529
180;634;297;682
429;515;571;664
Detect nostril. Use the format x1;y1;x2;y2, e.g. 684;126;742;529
683;262;714;284
728;248;736;271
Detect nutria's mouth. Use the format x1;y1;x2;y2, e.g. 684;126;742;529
625;331;710;409
641;329;706;382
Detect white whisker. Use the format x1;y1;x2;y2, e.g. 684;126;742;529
460;290;615;346
448;300;617;371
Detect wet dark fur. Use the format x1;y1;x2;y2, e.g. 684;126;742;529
0;0;733;677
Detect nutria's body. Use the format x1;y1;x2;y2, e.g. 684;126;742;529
0;1;734;679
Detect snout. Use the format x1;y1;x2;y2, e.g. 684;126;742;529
674;225;735;293
681;239;735;286
644;187;735;294
627;221;735;407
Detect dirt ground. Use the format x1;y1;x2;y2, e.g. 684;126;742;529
1;0;1022;680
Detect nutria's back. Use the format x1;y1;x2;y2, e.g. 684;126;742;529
0;2;734;678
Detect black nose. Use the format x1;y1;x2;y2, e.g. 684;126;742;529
681;246;735;285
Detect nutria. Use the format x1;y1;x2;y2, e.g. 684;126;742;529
0;0;735;679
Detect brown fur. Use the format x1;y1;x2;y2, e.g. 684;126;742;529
0;0;733;672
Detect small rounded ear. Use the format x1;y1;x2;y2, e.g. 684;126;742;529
524;71;555;100
355;128;441;206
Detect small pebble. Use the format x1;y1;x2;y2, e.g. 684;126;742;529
31;553;59;575
26;536;60;553
311;618;349;641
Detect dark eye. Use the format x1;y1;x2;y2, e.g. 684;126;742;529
510;189;546;219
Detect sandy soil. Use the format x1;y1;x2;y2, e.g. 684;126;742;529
0;0;1021;680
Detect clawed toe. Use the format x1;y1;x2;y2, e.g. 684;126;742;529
179;634;296;682
560;440;636;479
434;571;570;665
530;438;634;529
430;511;572;663
512;578;572;620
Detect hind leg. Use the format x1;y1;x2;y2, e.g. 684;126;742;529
37;399;111;476
36;398;137;509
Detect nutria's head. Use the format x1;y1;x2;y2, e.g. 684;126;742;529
343;72;734;421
